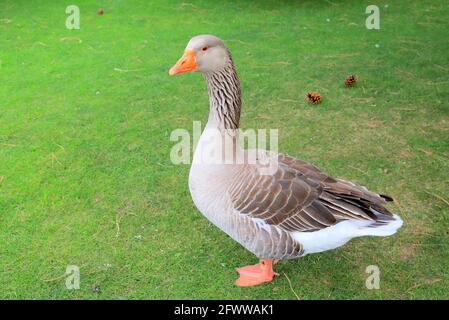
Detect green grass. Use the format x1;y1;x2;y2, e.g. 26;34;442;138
1;0;448;299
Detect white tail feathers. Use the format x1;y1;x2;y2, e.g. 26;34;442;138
293;214;403;255
356;214;403;237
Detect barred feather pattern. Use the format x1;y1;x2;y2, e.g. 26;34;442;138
204;51;241;130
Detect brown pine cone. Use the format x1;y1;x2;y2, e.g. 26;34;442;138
305;92;322;104
344;74;357;87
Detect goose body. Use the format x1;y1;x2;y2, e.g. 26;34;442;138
189;150;402;260
170;35;403;286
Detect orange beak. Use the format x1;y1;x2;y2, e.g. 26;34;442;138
169;49;197;76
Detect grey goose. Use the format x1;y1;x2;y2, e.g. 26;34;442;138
169;35;403;286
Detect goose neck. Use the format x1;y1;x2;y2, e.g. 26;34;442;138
204;58;242;131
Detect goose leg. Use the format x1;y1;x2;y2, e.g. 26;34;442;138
235;259;279;287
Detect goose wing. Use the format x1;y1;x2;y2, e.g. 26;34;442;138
229;153;393;233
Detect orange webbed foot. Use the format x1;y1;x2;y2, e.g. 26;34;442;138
235;259;279;287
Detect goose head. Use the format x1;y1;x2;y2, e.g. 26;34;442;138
169;34;230;75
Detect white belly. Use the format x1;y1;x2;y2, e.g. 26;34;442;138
188;164;232;222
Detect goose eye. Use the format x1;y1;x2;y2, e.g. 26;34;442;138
201;46;208;52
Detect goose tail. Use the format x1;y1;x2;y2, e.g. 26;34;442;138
356;214;403;237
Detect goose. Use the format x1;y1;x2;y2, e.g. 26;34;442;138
169;35;403;287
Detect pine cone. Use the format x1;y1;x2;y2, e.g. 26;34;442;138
305;92;322;104
344;74;357;87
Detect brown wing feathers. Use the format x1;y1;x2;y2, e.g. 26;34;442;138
230;153;394;233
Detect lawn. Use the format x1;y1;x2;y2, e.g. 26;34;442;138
0;0;448;299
